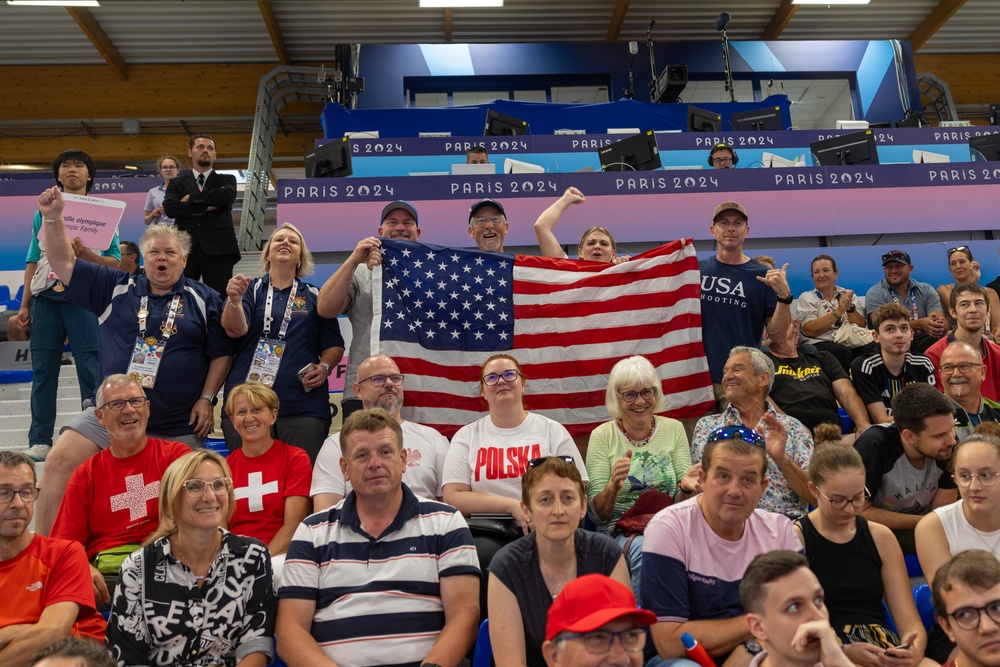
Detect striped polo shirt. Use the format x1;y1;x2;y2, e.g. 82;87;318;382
279;484;480;667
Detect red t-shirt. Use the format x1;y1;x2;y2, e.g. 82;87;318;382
227;439;311;545
0;535;106;640
50;438;191;559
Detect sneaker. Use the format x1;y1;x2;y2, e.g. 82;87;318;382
25;444;51;462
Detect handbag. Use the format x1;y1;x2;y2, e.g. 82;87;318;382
833;321;874;349
611;489;674;538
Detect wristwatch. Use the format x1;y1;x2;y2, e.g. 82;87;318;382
320;362;332;375
199;394;219;406
776;293;794;305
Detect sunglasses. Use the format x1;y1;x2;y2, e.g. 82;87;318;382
705;425;766;447
528;456;575;468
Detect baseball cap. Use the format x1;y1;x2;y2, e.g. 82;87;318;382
469;198;506;223
712;201;748;222
881;249;911;266
545;574;657;641
381;201;419;226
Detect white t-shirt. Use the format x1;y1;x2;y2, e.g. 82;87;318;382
442;412;587;500
310;420;448;501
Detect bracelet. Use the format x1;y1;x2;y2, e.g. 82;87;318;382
847;305;857;313
678;484;695;495
42;218;63;223
226;298;240;309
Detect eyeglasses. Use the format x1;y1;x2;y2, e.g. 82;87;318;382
948;246;971;257
160;165;178;171
712;157;733;165
940;363;983;374
946;600;1000;631
528;456;575;468
182;477;232;496
483;369;520;386
816;486;872;510
881;252;909;264
706;425;766;448
955;471;1000;488
358;374;404;387
100;396;147;411
472;216;504;226
557;628;647;654
0;487;39;504
618;388;655;404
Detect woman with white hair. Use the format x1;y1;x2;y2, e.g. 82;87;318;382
585;355;695;591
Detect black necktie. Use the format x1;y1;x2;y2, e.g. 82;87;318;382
197;173;205;190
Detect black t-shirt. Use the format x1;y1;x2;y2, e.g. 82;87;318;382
851;351;936;416
853;423;955;514
767;350;848;430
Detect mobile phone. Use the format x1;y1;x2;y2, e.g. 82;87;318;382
298;363;317;390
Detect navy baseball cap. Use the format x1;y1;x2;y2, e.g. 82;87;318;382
468;198;506;223
381;201;418;226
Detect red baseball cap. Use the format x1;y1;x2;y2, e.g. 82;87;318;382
545;574;657;641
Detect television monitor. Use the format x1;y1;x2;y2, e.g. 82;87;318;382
731;106;783;132
687;106;721;133
835;120;870;130
484;109;529;136
451;163;497;176
970;134;1000;162
809;130;880;166
912;150;950;164
304;137;352;178
598;131;662;172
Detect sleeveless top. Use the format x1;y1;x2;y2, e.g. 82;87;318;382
935;499;1000;557
798;514;885;633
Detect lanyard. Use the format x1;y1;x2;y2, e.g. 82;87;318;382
262;279;298;340
138;294;181;340
889;286;920;319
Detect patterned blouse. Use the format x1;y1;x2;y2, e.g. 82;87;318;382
106;529;275;667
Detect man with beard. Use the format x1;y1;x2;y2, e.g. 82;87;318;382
926;283;1000;401
310;354;447;510
317;202;420;422
162;134;240;296
939;341;1000;439
865;249;945;354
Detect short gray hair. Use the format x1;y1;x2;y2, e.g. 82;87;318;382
96;374;145;408
605;355;665;419
0;451;36;484
139;223;192;258
729;346;774;395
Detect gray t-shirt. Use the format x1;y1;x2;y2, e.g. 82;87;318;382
853;424;955;514
344;265;374;403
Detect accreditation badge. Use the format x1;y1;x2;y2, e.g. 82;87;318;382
246;338;284;387
126;336;164;389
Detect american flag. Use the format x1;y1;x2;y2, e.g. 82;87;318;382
373;238;713;437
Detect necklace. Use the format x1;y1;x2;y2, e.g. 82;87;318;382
617;417;656;447
972;525;1000;555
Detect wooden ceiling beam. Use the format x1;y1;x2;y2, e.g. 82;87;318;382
908;0;968;52
606;0;631;42
65;7;128;81
760;0;798;40
258;0;291;65
445;8;453;43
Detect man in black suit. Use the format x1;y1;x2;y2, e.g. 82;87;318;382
163;133;240;295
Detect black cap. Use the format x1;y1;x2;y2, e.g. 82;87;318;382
468;198;505;223
881;250;911;266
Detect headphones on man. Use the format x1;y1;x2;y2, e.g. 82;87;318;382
708;143;739;166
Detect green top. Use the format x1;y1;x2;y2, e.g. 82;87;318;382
585;415;692;534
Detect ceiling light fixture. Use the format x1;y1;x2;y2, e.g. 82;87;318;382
7;1;101;6
419;0;503;7
791;0;870;4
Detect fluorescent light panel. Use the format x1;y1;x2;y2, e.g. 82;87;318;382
419;0;502;7
792;0;870;4
7;1;100;5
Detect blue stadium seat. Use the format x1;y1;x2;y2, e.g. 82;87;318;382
203;437;228;457
882;600;898;636
473;618;492;667
913;583;934;630
838;407;853;435
904;554;923;578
